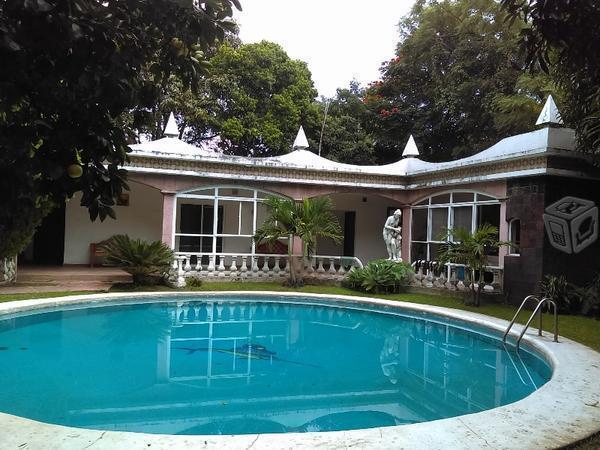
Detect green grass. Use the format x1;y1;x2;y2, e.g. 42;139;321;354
0;291;97;303
1;283;599;352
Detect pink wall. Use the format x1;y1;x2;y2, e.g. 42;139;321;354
160;192;176;247
130;173;509;264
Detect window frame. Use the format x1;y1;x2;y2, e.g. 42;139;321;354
410;191;501;262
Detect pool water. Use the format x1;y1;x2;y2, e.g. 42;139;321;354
0;296;551;435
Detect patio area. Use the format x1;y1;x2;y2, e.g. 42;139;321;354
0;266;131;295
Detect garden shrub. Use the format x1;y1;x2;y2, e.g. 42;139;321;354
344;259;413;294
101;235;174;286
580;273;600;317
539;274;582;314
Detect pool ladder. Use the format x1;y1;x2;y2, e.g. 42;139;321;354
502;295;559;350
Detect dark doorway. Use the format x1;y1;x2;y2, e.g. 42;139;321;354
25;202;66;265
343;211;356;256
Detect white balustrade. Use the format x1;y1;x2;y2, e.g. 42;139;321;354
171;252;363;283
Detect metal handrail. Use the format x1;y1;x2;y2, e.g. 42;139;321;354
502;295;541;342
516;297;558;349
503;294;559;350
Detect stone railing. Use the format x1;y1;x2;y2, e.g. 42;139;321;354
169;252;363;286
410;260;503;293
1;256;17;285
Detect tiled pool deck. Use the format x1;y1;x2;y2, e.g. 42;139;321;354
0;292;598;450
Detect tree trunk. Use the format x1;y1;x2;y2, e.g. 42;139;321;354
287;235;297;286
1;256;17;285
475;270;484;307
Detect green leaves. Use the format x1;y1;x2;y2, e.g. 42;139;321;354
437;224;512;305
365;0;546;162
101;235;174;285
344;259;413;294
501;0;600;163
253;196;343;285
204;42;319;156
0;0;239;258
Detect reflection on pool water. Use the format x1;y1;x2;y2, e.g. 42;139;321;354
0;296;551;435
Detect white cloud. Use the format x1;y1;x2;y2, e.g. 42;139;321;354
234;0;415;98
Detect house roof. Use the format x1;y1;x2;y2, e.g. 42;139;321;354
127;102;592;187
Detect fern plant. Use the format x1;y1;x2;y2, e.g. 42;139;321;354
101;235;174;285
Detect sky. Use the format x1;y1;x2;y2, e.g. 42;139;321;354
233;0;416;98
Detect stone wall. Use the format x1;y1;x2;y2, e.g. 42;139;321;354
542;176;600;288
504;177;546;304
504;175;600;304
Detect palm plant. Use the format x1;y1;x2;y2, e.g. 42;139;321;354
101;234;174;285
253;196;342;287
437;224;511;306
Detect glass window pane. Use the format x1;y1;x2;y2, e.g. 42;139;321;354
218;187;254;198
430;243;443;261
179;204;204;234
240;202;254;235
431;208;449;241
221;236;253;254
477;204;500;229
415;198;429;206
411;209;428;241
175;235;202;253
477;193;496;201
219;200;242;234
255;202;268;230
411;242;427;262
452;192;474;203
188;188;214;196
431;193;451;204
453;206;472;233
256;190;275;199
510;219;521;254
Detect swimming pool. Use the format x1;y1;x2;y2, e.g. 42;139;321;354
0;292;598;449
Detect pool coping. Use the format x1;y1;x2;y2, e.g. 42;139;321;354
0;291;598;450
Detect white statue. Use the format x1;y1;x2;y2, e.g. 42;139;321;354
383;209;402;261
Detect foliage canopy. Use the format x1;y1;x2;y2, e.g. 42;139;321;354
0;0;239;259
501;0;600;162
364;0;554;162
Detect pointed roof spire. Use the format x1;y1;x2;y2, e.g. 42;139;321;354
164;112;180;138
293;126;309;150
536;95;563;126
402;135;420;158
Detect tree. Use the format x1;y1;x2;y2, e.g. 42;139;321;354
437;224;512;306
253;196;342;286
364;0;553;162
201;41;320;156
501;0;600;162
307;81;377;165
0;0;240;266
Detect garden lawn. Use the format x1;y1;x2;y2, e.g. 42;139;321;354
0;283;598;352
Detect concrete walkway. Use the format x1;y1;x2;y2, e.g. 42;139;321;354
0;266;131;294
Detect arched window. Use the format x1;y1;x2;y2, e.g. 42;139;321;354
410;191;501;264
174;186;285;262
508;218;521;255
